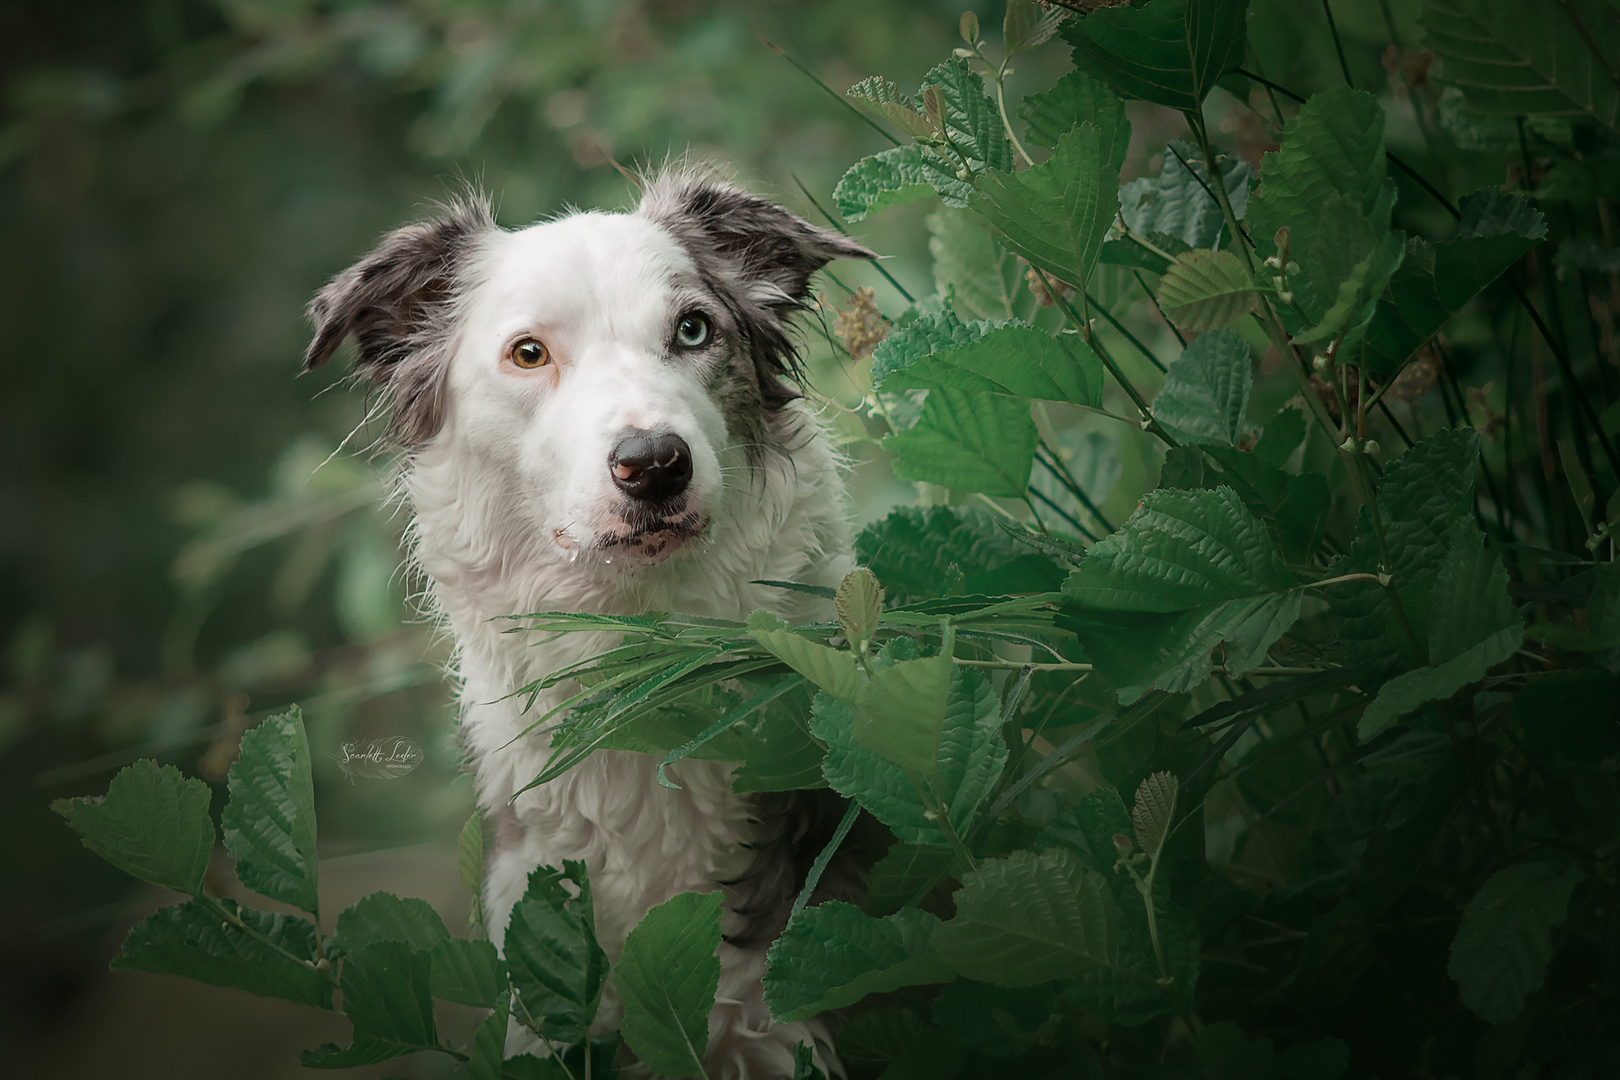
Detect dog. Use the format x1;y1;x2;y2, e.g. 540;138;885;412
303;169;875;1078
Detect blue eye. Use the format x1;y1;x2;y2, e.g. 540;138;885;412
675;312;711;348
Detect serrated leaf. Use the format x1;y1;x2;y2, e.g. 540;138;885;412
846;75;937;138
465;990;509;1080
764;903;954;1021
505;861;607;1044
920;57;1015;174
330;892;450;959
1202;445;1330;564
1158;251;1257;334
1131;771;1178;861
812;693;941;847
112;897;331;1009
221;705;319;914
1290;195;1406;348
1061;486;1301;700
836;568;884;647
617;890;723;1079
747;611;859;701
882;386;1036;496
1062;0;1250;112
1422;0;1620;133
302;940;436;1069
970;123;1119;290
933;849;1164;990
1120;141;1253;250
928;208;1021;321
857;505;1068;603
872;311;1104;406
935;667;1008;834
1364;189;1547;376
834;146;972;222
1359;519;1523;739
1449;861;1585;1023
1019;70;1130;164
428;936;505;1008
53;759;214;896
853;642;955;775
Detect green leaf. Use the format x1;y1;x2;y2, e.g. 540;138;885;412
1019;70;1130;166
505;861;607;1044
330;892;450;958
764;903;954;1021
872;312;1104;406
1062;486;1301;700
846;76;937;139
1422;0;1620;133
459;811;484;931
933;849;1159;989
853;640;954;775
1004;0;1067;55
747;611;858;701
617;890;723;1079
1290;196;1406;348
1119;141;1253;250
1131;771;1178;861
835;1005;929;1070
732;685;827;793
302;941;437;1069
931;980;1060;1058
1247;87;1399;343
221;705;320;914
864;843;956;916
1364;190;1547;376
1449;861;1585;1023
428;936;505;1009
882;387;1036;496
53;759;214;896
834;146;972;223
928;208;1021;321
970;123;1120;290
1152;328;1253;446
1157;249;1257;333
836;568;884;647
112;897;331;1009
857;505;1068;602
919;57;1015;174
934;666;1009;835
1063;0;1250;112
813;693;941;847
1359;519;1523;739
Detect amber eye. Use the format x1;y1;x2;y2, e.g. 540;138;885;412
674;312;712;349
511;338;550;369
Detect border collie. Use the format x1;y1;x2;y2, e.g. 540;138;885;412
304;170;874;1078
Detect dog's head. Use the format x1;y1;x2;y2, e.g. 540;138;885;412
304;172;872;570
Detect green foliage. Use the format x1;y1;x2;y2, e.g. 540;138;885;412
1151;329;1254;446
505;861;608;1045
1120;141;1253;250
615;890;724;1079
1063;0;1250;113
54;759;215;896
764;903;953;1021
873;311;1104;406
221;706;321;913
1157;249;1257;333
1449;862;1586;1023
882;386;1037;496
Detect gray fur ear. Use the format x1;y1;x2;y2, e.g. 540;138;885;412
304;196;495;445
638;174;876;303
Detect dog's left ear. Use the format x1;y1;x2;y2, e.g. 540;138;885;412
640;176;875;304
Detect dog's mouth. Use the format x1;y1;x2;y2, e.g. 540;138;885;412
553;506;709;567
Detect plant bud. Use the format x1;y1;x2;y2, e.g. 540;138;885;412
960;11;979;45
1112;832;1134;857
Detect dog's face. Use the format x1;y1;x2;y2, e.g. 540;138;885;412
303;174;871;570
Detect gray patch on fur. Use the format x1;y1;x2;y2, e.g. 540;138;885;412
638;172;875;419
304;196;495;446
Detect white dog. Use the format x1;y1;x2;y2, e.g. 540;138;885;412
304;170;874;1078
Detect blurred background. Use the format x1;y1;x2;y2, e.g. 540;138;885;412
1;0;1420;1074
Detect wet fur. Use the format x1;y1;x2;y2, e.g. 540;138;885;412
305;170;874;1078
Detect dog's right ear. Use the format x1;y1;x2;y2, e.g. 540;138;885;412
304;197;494;445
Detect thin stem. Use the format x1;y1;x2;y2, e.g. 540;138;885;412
953;658;1329;677
1029;483;1098;541
1087;284;1170;373
993;61;1035;168
1319;0;1355;87
1136;267;1189;347
755;31;901;147
1304;572;1385;589
1037;439;1116;531
196;894;340;986
1036;265;1171;440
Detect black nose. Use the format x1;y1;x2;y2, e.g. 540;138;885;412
608;430;693;503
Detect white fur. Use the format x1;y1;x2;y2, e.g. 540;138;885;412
395;204;853;1076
